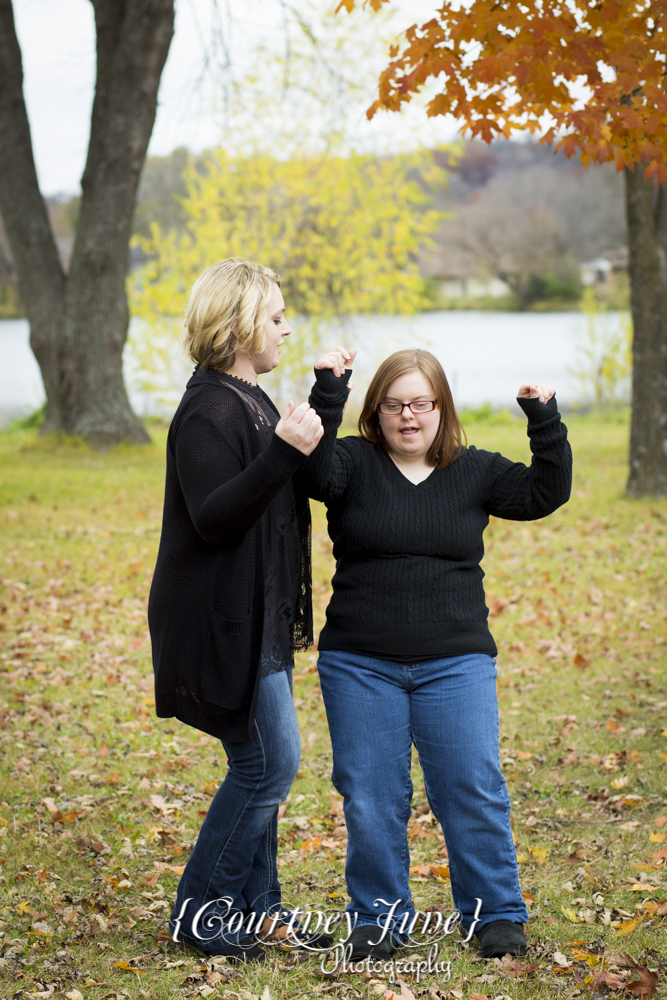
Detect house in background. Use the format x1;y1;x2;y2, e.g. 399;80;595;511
579;248;628;290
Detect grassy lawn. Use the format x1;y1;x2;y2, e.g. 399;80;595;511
0;411;666;1000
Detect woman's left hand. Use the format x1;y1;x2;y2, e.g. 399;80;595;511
518;383;555;404
316;346;357;377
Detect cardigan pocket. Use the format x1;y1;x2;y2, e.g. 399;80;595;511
201;609;255;710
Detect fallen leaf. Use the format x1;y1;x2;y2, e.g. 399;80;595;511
649;832;665;843
150;794;178;815
115;959;147;975
570;947;600;966
32;920;53;935
607;952;639;969
507;960;540;976
626;966;659;997
591;968;625;990
65;992;85;1000
563;850;587;865
553;951;571;967
561;905;582;923
616;917;641;936
383;984;415;1000
261;988;273;1000
154;861;186;876
299;837;322;852
58;809;86;824
429;864;450;880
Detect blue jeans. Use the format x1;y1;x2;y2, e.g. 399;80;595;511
169;668;300;952
317;650;528;936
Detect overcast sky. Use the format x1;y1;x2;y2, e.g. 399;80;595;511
13;0;459;196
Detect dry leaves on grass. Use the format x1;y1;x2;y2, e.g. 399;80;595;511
626;967;660;997
616;917;646;936
408;863;450;882
600;953;661;998
493;954;541;976
470;994;512;1000
383;983;416;1000
115;959;147;975
590;968;626;990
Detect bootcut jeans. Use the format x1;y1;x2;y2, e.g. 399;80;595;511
317;650;529;937
169;667;300;952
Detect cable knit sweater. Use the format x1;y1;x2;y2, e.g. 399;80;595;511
304;368;572;661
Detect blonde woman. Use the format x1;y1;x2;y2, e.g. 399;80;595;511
149;259;325;960
305;349;572;961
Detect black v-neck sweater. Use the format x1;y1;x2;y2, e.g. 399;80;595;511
304;368;572;661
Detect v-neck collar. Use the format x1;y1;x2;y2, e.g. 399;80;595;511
382;450;438;488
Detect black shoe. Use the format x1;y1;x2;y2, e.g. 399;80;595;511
199;935;266;963
290;928;335;951
475;920;527;959
344;924;401;960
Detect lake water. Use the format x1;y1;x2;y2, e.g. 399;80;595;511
0;311;625;427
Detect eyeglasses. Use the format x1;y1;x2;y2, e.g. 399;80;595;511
378;399;437;415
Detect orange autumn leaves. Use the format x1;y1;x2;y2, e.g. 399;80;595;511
337;0;667;181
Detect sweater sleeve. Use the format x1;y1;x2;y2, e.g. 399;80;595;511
298;367;356;501
482;395;572;520
174;410;306;546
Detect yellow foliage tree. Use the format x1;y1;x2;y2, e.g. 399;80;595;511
129;147;443;405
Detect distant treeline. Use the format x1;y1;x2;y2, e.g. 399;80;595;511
0;139;627;318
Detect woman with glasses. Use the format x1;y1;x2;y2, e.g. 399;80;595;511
306;348;572;961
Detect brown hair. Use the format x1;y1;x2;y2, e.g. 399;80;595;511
358;349;466;469
183;257;281;372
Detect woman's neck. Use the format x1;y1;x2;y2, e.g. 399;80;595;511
227;354;258;385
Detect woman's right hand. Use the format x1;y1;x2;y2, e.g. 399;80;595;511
315;346;357;377
275;401;324;456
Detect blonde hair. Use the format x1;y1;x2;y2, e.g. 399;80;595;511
358;349;467;469
183;257;281;372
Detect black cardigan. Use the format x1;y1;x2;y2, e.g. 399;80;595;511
305;368;572;660
148;369;311;742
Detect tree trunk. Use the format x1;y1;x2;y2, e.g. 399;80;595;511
0;0;66;432
0;0;174;448
624;165;667;497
